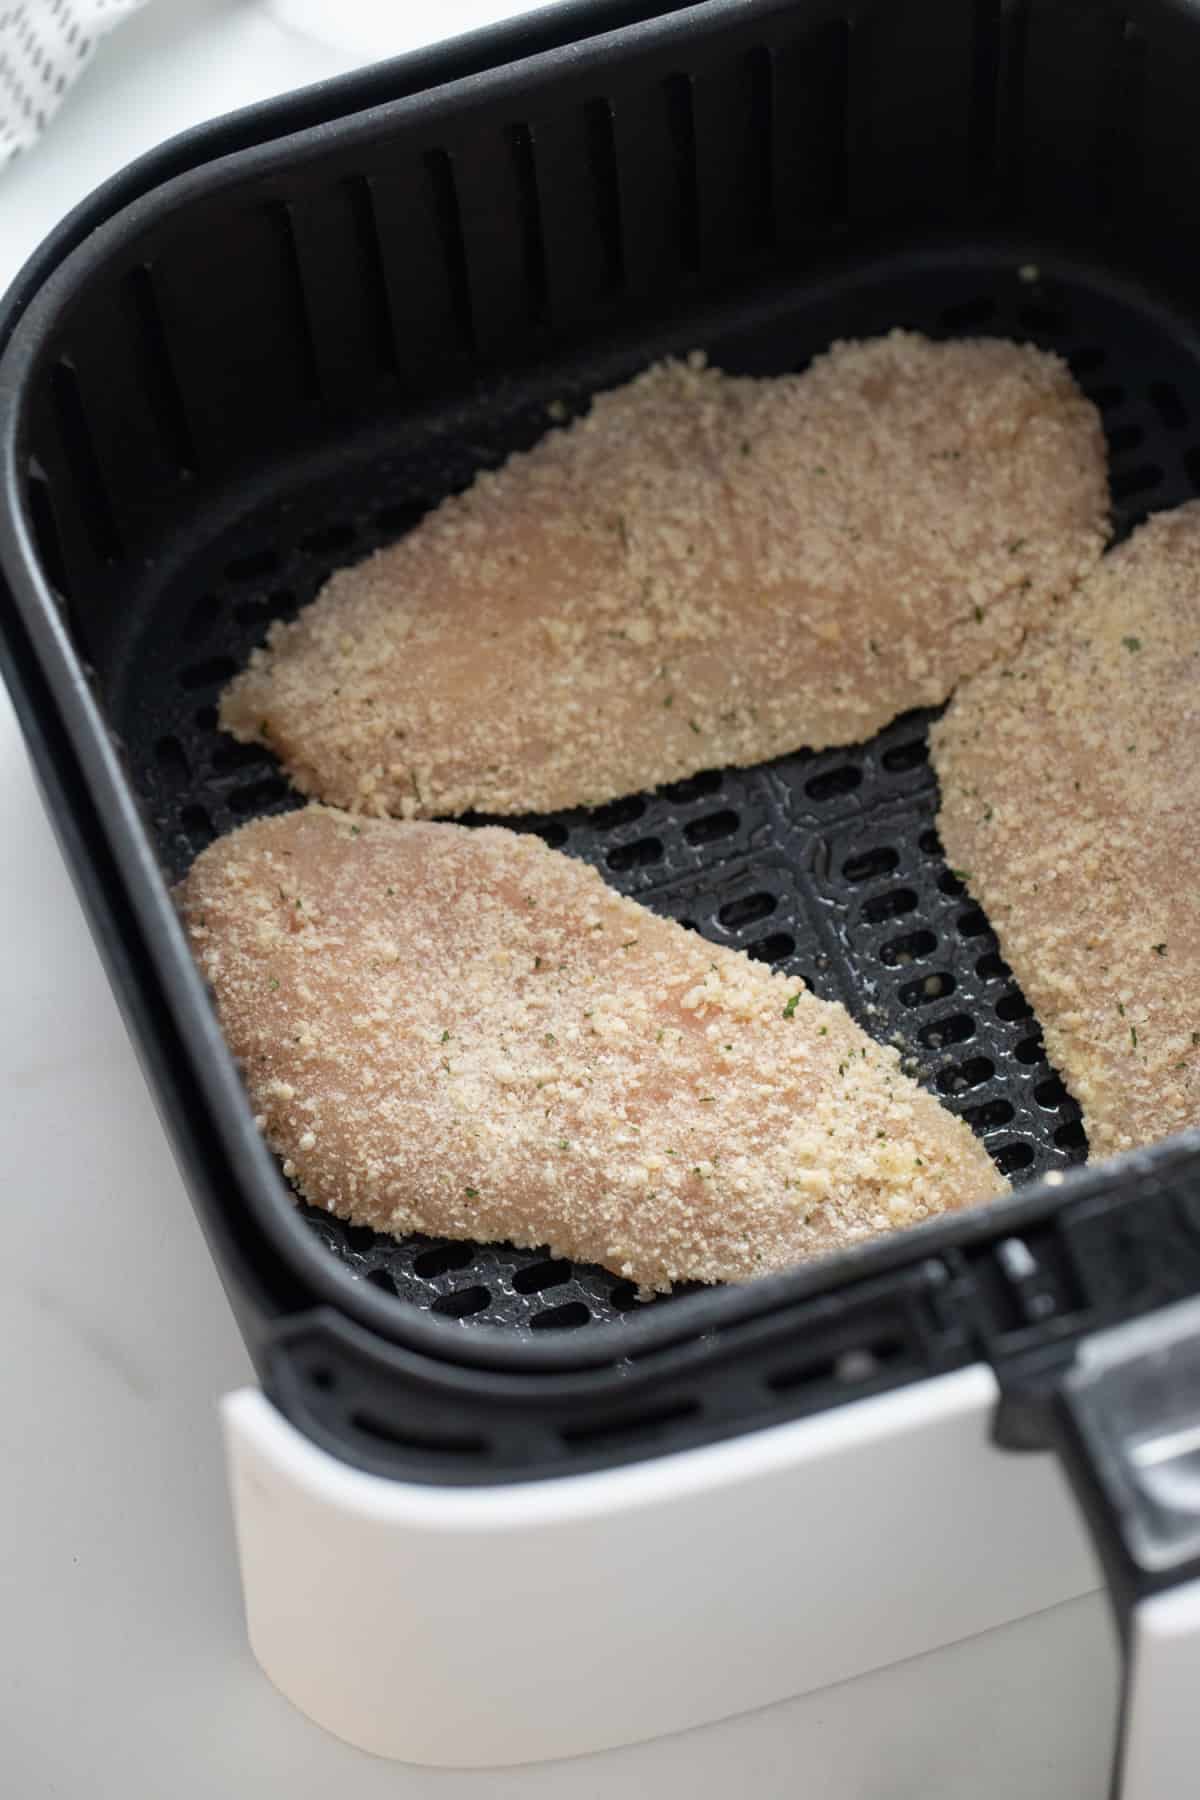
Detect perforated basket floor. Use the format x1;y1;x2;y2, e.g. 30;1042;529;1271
114;243;1200;1333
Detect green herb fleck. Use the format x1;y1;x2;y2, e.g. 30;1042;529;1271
558;1139;570;1150
741;439;751;456
1153;943;1167;957
688;718;702;735
663;693;674;709
656;1029;664;1043
386;885;395;896
819;1026;828;1035
983;806;993;822
951;869;970;883
464;1186;478;1198
838;1062;847;1077
1123;635;1141;652
349;824;361;837
544;1033;556;1046
876;1130;887;1140
260;718;271;735
1131;1025;1139;1049
1118;1002;1125;1017
441;1029;450;1044
1008;538;1026;554
269;977;279;991
868;639;880;655
699;1097;716;1105
973;605;984;624
782;993;800;1019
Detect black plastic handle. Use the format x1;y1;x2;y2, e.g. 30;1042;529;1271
1007;1297;1200;1800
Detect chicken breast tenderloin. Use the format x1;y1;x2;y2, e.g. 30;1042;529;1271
932;503;1200;1161
178;808;1005;1289
220;332;1109;820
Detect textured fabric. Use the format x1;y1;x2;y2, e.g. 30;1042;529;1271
0;0;149;165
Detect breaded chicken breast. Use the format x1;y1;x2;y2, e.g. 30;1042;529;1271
220;332;1109;820
177;808;1005;1289
932;503;1200;1160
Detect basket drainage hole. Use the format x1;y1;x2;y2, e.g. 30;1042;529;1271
512;1258;572;1295
684;809;739;847
862;886;917;924
1150;381;1188;431
879;928;936;967
431;1286;491;1319
1014;1032;1045;1065
918;1012;975;1049
661;769;723;804
937;1055;994;1095
1112;463;1164;502
154;734;189;786
881;739;928;774
530;1301;591;1330
996;990;1033;1022
589;795;646;831
899;971;955;1007
976;951;1011;983
993;1141;1035;1176
805;764;861;803
412;1241;476;1279
718;891;777;931
1035;1076;1070;1110
1109;422;1145;456
179;804;215;849
747;932;796;966
229;776;290;815
964;1098;1014;1131
843;845;899;883
607;836;662;872
1055;1118;1088;1154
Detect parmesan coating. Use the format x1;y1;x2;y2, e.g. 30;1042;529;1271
932;502;1200;1160
220;332;1109;820
177;808;1005;1290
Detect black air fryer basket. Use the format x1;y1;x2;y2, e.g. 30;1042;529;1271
5;0;1200;1743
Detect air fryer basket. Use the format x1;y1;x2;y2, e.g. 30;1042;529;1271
7;0;1200;1535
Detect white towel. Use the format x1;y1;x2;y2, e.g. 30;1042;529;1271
0;0;149;165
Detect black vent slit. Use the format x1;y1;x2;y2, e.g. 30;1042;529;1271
49;360;122;561
747;45;775;248
25;466;70;598
126;264;197;473
344;174;399;378
270;201;324;412
425;148;475;350
509;123;550;325
663;73;700;272
585;97;625;291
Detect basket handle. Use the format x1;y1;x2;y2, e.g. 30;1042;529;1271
1034;1297;1200;1799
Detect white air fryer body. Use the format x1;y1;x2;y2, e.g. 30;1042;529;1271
225;1365;1107;1773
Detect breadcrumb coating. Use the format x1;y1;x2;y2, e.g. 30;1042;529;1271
220;332;1109;819
932;503;1200;1160
177;808;1005;1289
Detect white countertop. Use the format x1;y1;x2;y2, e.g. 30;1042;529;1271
0;6;1116;1794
